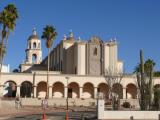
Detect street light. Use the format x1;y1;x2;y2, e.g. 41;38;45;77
65;76;70;120
65;76;70;110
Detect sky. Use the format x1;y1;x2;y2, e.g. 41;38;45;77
0;0;160;73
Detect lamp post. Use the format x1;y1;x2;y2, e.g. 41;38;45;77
65;76;70;120
65;76;70;110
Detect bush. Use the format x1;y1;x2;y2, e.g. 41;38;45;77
122;102;131;108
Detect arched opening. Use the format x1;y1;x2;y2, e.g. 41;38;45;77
83;82;94;98
3;81;17;97
126;83;137;99
37;81;47;98
68;82;79;98
112;83;123;99
33;42;36;49
98;83;109;99
32;54;37;63
52;82;64;98
154;84;160;93
29;42;31;49
154;84;160;89
94;47;97;55
20;81;33;98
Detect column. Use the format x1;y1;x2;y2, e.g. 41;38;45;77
64;86;68;98
137;88;140;99
49;86;52;98
34;86;37;98
123;87;126;99
16;85;20;96
97;99;105;119
94;87;98;99
0;85;3;97
79;87;83;98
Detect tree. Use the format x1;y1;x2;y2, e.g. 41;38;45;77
41;25;57;98
153;87;160;110
153;71;160;77
0;4;18;73
136;50;154;110
104;68;124;110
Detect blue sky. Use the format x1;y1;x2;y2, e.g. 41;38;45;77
1;0;160;73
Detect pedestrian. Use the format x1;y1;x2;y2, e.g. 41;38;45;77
15;95;22;109
42;96;48;110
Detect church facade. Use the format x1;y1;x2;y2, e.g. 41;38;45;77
0;29;160;107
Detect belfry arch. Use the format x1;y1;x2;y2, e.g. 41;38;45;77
32;54;37;63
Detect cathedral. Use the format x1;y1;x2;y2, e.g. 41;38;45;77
0;29;160;107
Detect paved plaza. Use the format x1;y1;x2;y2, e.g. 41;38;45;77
0;106;97;120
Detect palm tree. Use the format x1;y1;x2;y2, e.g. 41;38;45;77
135;50;155;110
0;4;18;73
41;25;57;98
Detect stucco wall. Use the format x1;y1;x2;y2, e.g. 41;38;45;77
101;111;160;120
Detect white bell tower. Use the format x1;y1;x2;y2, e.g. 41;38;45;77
25;28;42;64
20;28;42;72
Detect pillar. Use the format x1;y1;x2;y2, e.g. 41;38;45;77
16;85;20;96
94;87;98;98
33;86;37;98
49;86;52;98
0;85;3;97
64;86;68;98
137;88;140;99
123;87;126;99
97;99;104;119
79;87;83;98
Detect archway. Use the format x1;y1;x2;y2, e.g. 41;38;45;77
3;81;17;97
52;82;64;98
83;82;94;98
20;81;33;98
154;84;160;89
32;54;37;63
68;82;79;98
98;83;109;99
112;83;123;99
126;83;137;99
37;81;47;98
33;42;36;49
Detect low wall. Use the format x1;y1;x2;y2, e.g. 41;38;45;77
21;98;96;107
101;111;160;120
98;99;160;120
0;98;96;109
0;100;15;109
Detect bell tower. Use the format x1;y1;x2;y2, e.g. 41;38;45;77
25;28;42;64
20;28;42;72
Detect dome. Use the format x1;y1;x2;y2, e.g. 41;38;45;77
28;34;39;40
28;28;39;40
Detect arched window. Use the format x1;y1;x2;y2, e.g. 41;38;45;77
29;42;31;49
33;42;36;49
32;54;37;63
94;47;97;55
